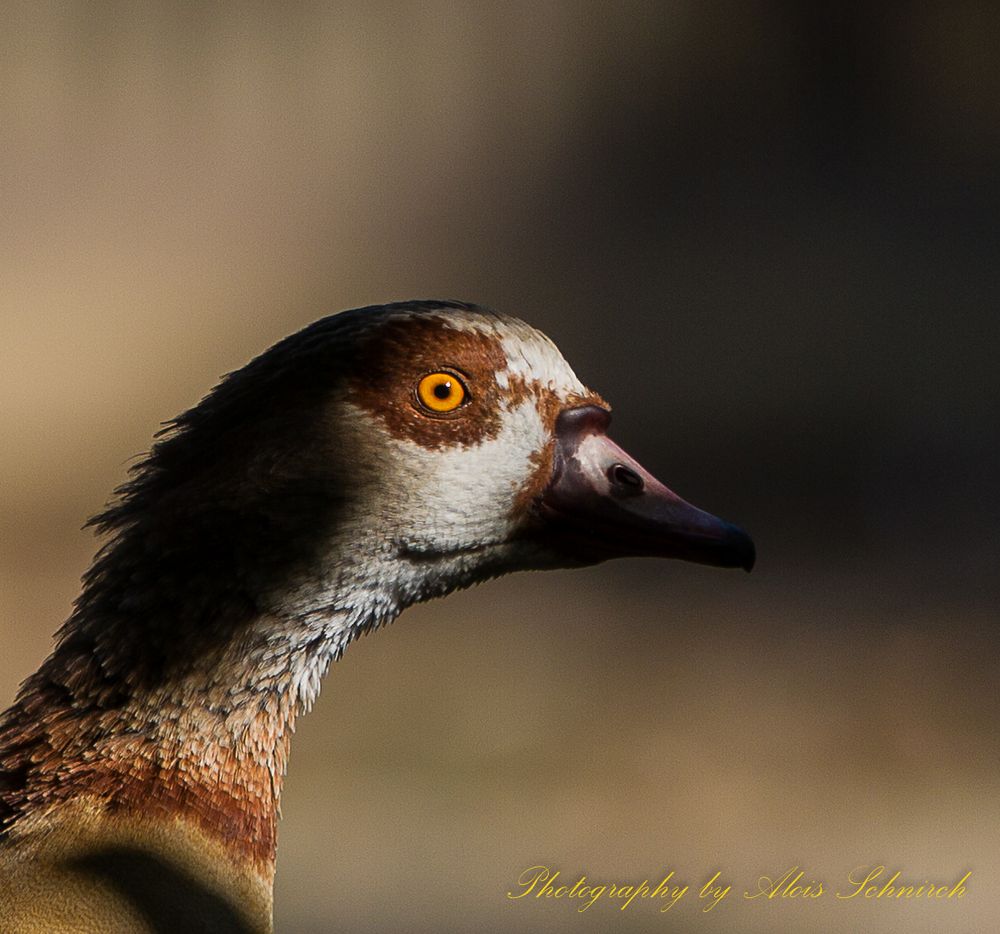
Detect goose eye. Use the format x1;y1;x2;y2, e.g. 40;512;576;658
416;372;467;413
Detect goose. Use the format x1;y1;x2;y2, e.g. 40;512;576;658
0;301;753;933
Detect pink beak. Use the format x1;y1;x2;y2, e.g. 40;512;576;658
534;406;755;571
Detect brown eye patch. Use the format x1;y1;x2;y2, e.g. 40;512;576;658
345;315;510;449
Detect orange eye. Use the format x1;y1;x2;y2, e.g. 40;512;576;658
416;372;467;413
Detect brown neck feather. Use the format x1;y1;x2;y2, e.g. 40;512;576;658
0;614;302;874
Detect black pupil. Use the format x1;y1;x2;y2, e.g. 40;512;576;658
433;381;452;400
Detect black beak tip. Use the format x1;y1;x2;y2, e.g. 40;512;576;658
730;524;756;573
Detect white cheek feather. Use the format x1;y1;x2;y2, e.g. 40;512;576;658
248;394;554;717
374;396;549;552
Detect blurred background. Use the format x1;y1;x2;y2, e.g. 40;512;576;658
2;2;998;931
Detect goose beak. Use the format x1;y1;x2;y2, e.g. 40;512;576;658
535;405;755;571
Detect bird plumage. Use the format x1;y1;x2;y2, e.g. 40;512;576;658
0;301;752;932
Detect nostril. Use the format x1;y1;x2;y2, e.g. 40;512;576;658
608;463;644;492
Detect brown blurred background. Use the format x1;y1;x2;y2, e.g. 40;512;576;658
2;3;998;932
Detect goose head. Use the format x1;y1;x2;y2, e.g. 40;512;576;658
211;300;754;620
